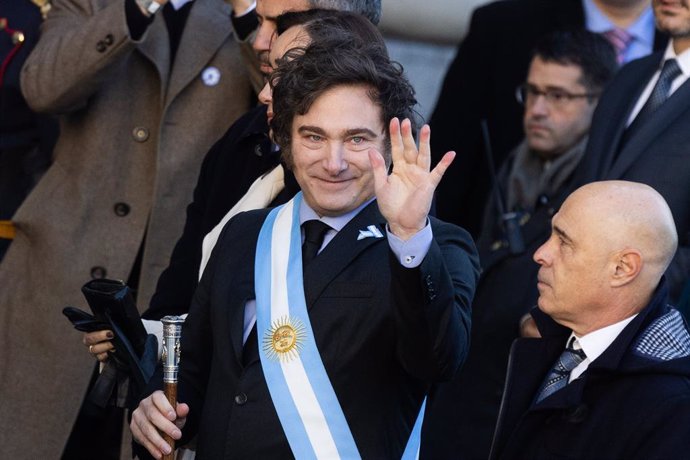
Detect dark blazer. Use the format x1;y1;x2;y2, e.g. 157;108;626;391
576;51;690;301
430;0;667;238
165;202;479;459
490;282;690;459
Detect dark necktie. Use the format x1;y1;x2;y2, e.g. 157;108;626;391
535;337;587;403
632;59;682;127
621;59;682;148
302;220;331;267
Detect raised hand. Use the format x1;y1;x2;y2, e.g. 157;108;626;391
369;118;455;240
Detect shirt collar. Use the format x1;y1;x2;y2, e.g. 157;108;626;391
571;313;638;363
169;0;193;11
582;0;655;48
299;196;375;232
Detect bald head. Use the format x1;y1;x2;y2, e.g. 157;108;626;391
533;180;677;334
565;181;677;281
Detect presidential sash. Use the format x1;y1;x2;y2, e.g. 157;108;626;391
255;192;424;459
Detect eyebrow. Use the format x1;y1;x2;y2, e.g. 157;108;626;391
553;224;574;245
297;126;380;138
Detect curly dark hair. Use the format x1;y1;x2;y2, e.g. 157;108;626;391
270;39;417;169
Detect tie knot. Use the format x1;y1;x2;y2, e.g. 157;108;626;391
563;337;587;366
659;58;682;82
302;220;331;244
301;220;332;266
602;28;633;63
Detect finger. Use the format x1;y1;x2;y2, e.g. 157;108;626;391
96;352;110;363
175;403;190;429
88;341;115;356
83;330;114;346
131;405;168;459
429;151;456;187
418;124;431;171
368;149;389;195
388;117;403;165
152;390;178;422
400;118;417;164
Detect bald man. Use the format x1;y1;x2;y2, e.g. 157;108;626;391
490;181;690;460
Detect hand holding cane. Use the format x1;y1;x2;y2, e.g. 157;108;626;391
161;315;185;460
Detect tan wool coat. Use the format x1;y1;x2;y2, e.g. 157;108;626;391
0;0;252;456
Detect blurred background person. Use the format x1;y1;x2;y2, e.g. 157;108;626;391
430;0;666;239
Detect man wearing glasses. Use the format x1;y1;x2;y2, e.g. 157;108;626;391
421;29;617;460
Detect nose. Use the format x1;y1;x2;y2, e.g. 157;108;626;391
529;94;549;117
323;144;348;175
533;238;550;266
258;82;272;106
253;23;275;54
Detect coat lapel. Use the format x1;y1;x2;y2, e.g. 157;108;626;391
302;202;386;308
137;14;171;92
165;0;233;106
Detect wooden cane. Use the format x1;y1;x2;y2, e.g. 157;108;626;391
161;316;185;460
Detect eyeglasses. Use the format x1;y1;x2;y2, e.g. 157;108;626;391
515;83;599;108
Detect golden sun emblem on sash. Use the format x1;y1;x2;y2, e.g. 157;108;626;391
262;316;307;362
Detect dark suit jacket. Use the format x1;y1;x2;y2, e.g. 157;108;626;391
576;51;690;301
166;202;479;459
430;0;667;238
490;282;690;459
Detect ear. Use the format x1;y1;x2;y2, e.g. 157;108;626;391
610;249;642;287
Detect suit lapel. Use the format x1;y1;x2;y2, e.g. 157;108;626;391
609;78;690;178
165;0;232;106
303;202;386;308
137;15;171;92
597;56;661;175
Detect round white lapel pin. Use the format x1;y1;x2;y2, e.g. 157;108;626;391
201;66;221;86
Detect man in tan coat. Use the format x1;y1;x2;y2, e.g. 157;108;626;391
0;0;255;456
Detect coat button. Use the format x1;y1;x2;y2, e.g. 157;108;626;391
132;127;149;142
114;202;130;217
90;266;107;279
234;393;247;405
104;33;114;45
96;41;106;53
254;144;263;157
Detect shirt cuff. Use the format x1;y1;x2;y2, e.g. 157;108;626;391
387;220;432;268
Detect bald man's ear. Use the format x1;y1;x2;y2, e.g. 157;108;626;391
610;249;642;287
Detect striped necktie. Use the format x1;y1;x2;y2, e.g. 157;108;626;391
602;28;633;64
536;337;587;403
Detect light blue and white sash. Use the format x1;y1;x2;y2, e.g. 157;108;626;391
255;192;425;459
255;192;360;459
